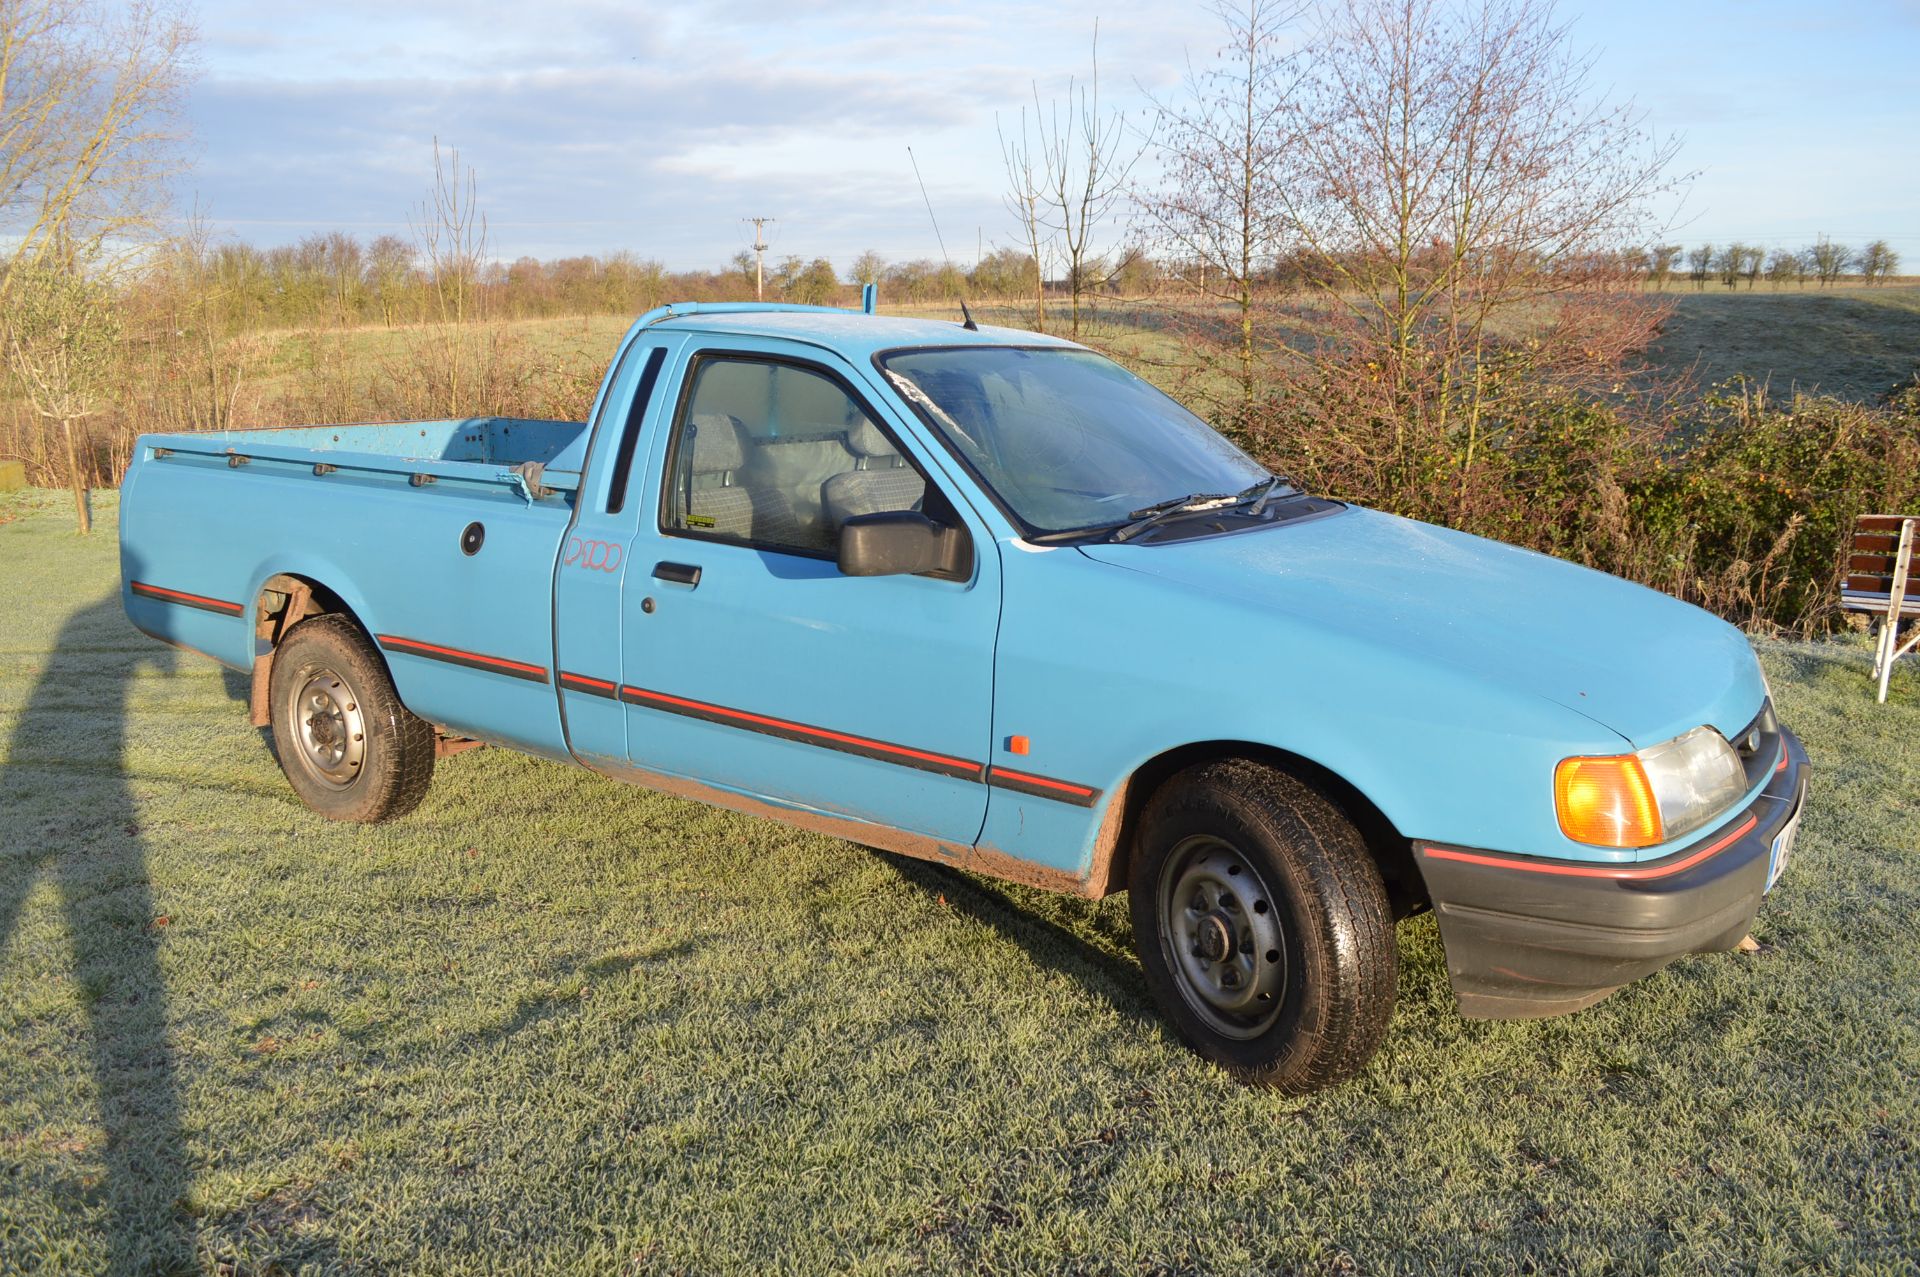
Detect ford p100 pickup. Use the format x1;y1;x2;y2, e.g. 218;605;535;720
120;300;1809;1092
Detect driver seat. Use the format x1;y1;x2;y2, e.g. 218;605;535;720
821;418;925;530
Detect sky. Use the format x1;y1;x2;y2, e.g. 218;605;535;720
182;0;1920;274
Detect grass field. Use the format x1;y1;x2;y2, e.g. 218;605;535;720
207;282;1920;442
1649;285;1920;402
2;491;1917;1275
1029;284;1920;405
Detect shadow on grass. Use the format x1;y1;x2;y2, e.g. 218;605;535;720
218;665;275;754
453;939;702;1051
883;854;1159;1028
0;585;194;1273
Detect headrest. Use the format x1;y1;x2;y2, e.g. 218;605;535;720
688;412;749;473
845;416;899;460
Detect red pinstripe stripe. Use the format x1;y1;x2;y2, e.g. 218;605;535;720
377;634;548;678
561;671;618;690
1419;814;1760;881
987;766;1096;797
619;685;981;773
129;581;244;614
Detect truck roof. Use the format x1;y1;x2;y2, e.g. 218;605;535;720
643;305;1084;359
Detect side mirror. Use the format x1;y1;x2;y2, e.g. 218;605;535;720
837;511;969;579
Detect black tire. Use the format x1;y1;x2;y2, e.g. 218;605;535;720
1129;760;1396;1093
268;615;435;823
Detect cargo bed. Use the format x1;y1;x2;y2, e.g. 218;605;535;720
141;417;588;503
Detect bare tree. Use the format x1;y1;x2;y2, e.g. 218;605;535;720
0;0;191;531
1765;246;1803;288
168;209;256;432
1271;0;1684;497
1740;243;1764;290
1714;243;1745;289
1110;244;1159;295
849;250;887;288
412;139;486;328
4;266;119;533
366;234;414;327
1808;236;1851;287
727;250;757;297
1687;243;1713;290
1028;22;1153;336
320;231;364;322
1620;245;1650;287
1650;243;1683;290
409;139;489;414
1139;0;1303;411
998;105;1051;330
1858;239;1898;285
0;0;194;285
780;256;839;305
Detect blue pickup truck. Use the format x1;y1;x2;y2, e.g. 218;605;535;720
121;300;1808;1092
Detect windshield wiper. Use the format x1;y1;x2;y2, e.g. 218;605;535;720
1239;475;1298;516
1107;476;1299;543
1109;491;1238;543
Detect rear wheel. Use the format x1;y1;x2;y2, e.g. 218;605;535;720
268;615;435;823
1130;760;1397;1093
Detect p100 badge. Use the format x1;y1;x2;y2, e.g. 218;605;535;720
564;537;623;572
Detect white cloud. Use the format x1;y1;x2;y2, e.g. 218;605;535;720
181;1;1920;268
182;0;1209;268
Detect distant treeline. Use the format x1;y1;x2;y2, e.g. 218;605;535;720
117;229;1906;339
1628;238;1902;290
122;233;1173;333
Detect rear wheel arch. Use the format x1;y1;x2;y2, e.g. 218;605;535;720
1096;741;1426;918
254;573;363;636
248;573;385;726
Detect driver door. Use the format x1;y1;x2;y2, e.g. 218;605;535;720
617;342;1001;846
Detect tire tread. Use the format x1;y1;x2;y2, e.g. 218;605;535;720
1132;758;1397;1092
269;615;435;823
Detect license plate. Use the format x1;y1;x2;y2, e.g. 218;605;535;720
1766;805;1802;893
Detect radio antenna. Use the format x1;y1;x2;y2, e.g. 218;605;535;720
908;146;977;331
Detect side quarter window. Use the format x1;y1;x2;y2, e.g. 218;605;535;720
662;357;935;557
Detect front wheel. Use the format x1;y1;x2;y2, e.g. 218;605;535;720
1130;760;1397;1093
268;615;436;823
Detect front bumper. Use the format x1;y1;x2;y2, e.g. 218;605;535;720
1414;728;1809;1019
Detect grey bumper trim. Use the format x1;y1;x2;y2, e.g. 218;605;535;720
1414;728;1809;1019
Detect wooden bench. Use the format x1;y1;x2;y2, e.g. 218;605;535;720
1843;514;1919;703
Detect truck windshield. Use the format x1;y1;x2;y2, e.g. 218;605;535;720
879;346;1273;537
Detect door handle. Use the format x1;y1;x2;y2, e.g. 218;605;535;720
652;561;701;587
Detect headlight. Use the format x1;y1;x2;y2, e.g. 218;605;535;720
1555;726;1748;849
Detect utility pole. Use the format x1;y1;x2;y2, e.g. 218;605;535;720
743;216;775;300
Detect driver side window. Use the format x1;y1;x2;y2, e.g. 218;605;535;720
663;357;927;556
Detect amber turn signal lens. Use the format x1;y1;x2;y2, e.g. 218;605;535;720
1554;755;1662;848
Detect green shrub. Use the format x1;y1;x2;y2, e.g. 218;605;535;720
1632;384;1920;633
1253;358;1919;636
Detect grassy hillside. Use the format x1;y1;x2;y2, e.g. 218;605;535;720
188;283;1920;446
1;491;1916;1274
1649;285;1920;402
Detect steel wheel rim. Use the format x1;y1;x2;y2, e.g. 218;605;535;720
289;667;366;790
1158;834;1288;1039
